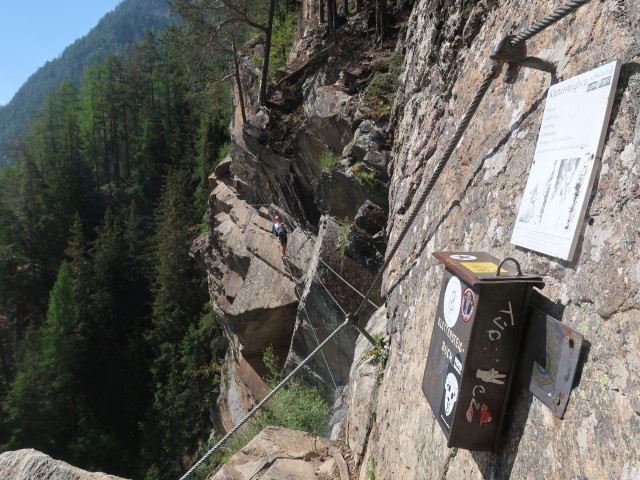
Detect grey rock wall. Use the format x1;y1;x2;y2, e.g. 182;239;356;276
285;215;383;391
353;0;640;479
0;450;128;480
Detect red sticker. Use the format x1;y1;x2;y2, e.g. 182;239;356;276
461;288;475;322
479;404;493;424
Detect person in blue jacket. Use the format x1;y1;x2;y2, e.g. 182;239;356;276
271;215;281;237
277;222;288;258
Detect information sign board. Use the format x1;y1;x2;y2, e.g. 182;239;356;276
511;59;621;260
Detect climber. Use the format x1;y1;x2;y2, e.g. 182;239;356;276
277;221;288;258
271;215;281;237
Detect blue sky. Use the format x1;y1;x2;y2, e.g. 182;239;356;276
0;0;124;106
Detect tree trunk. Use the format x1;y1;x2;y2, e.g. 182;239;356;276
343;0;349;16
259;0;277;105
327;0;337;42
320;0;325;23
233;42;247;123
376;0;387;48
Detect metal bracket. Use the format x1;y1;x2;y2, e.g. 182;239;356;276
517;306;585;418
346;312;377;346
490;35;556;83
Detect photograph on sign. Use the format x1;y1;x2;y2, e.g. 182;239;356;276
511;59;621;260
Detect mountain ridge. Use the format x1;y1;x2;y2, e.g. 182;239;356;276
0;0;175;162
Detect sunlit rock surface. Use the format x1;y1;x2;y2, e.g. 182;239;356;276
0;450;128;480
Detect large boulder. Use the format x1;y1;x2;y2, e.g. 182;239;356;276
342;120;389;164
210;427;353;480
0;450;127;480
294;86;356;191
315;161;388;221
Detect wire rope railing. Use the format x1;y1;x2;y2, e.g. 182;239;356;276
178;1;593;477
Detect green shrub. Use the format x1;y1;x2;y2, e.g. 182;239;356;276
320;149;341;170
371;53;404;76
260;346;330;433
362;53;404;123
197;221;210;235
263;380;331;434
365;334;389;368
339;217;352;252
201;346;331;472
352;163;378;192
365;334;389;385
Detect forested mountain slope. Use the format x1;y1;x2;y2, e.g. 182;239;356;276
0;1;232;478
0;0;173;162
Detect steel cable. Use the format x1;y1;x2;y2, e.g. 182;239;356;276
318;257;381;310
353;73;496;317
353;0;592;319
178;318;350;480
284;260;339;390
510;0;592;46
179;1;595;477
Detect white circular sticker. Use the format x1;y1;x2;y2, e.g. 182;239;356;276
443;276;462;328
450;254;477;261
444;372;459;416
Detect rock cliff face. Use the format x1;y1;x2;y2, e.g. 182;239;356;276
350;0;640;479
201;0;639;478
193;1;398;434
0;449;128;480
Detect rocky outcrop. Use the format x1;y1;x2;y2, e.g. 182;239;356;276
194;0;402;439
353;0;640;479
0;450;128;480
295;86;356;186
210;427;355;480
342;307;388;466
193;175;308;428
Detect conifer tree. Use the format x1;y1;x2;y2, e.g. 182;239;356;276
144;166;209;477
75;208;150;476
2;263;83;461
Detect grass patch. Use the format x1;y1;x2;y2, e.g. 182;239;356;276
362;53;404;123
351;162;378;192
339;217;352;253
367;458;377;479
320;149;341;171
196;346;331;476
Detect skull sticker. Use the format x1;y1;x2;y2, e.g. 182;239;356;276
443;372;459;416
